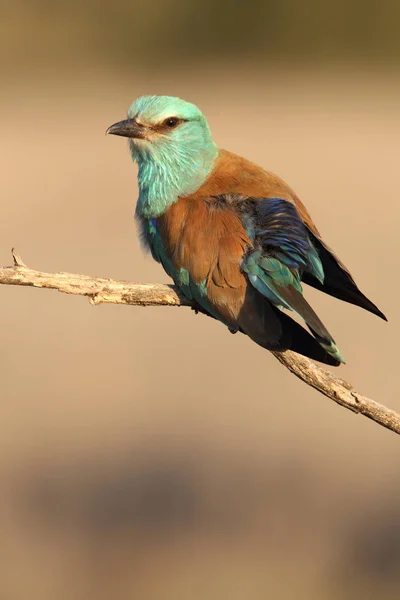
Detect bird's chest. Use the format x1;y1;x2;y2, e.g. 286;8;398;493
136;198;251;325
136;198;220;298
136;210;190;294
139;197;249;273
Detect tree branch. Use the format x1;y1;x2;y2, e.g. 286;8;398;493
2;249;399;436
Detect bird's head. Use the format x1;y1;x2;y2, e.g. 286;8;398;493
107;96;219;215
107;95;217;167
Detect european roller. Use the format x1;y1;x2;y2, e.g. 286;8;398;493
107;96;386;366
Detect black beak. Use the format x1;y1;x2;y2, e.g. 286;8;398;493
106;118;146;139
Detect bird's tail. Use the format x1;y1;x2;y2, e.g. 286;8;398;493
273;284;345;364
237;286;342;366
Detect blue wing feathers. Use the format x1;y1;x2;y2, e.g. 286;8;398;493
241;197;344;363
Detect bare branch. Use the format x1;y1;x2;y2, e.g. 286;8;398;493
272;352;400;434
1;250;398;435
1;253;190;307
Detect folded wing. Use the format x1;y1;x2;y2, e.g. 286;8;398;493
291;194;387;320
239;196;345;364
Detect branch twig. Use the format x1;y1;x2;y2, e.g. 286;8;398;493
2;249;399;435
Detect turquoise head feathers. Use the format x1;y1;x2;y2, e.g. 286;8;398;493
107;95;219;217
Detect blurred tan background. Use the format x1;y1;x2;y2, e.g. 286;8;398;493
1;1;400;599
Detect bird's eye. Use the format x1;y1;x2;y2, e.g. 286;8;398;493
164;117;179;128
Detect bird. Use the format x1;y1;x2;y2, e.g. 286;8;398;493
106;95;386;367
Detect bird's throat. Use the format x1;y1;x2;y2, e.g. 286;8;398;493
135;145;219;218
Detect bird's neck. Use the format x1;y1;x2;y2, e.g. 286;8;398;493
135;144;219;218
